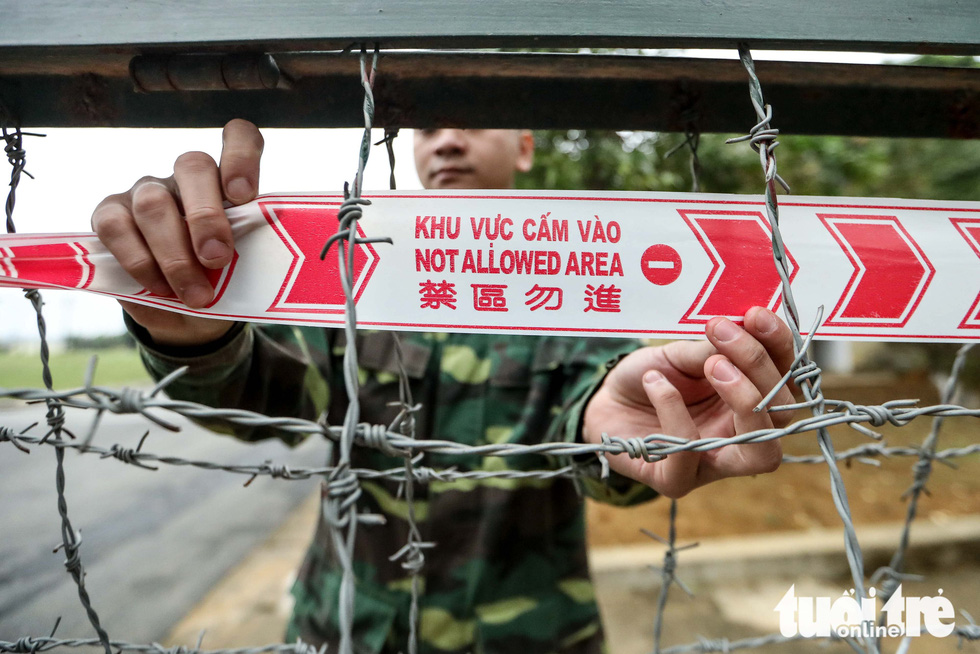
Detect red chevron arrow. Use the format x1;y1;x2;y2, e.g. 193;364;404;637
260;202;380;314
952;218;980;329
0;240;94;289
678;210;796;324
819;215;934;328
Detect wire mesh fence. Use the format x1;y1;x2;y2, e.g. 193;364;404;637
2;44;979;654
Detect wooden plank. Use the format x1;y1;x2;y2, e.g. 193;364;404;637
3;0;980;54
1;53;977;137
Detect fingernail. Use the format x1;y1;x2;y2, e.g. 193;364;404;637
226;177;253;202
183;283;213;308
200;238;232;264
712;359;739;382
712;318;741;342
756;308;779;334
643;370;665;384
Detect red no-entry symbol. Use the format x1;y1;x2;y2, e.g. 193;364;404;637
640;244;682;286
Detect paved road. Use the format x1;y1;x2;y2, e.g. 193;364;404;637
0;401;327;646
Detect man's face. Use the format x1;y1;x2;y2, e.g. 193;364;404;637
413;129;534;190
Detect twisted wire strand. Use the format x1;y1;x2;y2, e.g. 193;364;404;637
1;100;45;235
386;332;431;654
3;417;979;485
956;610;980;648
874;343;977;634
374;128;400;190
727;44;875;653
658;631;853;654
2;101;112;654
2;383;978;464
662;105;702;193
317;44;382;654
6;621;979;654
654;617;980;654
0;638;326;654
650;500;698;654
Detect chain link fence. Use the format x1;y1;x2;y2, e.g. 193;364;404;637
2;45;979;654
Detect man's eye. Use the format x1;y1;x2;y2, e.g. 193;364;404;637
419;128;437;137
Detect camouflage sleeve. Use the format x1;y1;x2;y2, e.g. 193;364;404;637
551;338;660;507
125;314;332;445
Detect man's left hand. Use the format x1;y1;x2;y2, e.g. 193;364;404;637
582;306;798;498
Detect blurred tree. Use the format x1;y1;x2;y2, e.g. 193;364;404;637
518;57;980;201
518;131;980;201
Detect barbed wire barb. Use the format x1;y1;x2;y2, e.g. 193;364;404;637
754;306;823;413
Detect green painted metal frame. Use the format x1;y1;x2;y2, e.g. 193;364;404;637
6;0;980;53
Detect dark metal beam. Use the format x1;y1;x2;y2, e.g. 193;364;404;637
1;53;977;138
4;0;980;54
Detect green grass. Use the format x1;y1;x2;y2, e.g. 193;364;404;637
0;346;151;390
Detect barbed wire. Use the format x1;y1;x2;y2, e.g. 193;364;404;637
726;43;873;652
2;44;979;654
2;386;979;480
0;633;325;654
315;44;386;654
2;380;979;466
653;616;980;654
877;344;976;612
662;96;702;193
2;99;113;654
647;44;980;654
1;100;45;235
647;501;698;654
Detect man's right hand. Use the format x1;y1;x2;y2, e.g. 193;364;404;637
91;119;264;347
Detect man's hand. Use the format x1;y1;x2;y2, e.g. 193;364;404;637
90;119;264;347
583;306;797;498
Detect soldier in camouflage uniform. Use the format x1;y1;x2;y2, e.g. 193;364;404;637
94;123;797;653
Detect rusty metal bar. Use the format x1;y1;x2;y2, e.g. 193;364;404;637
130;54;282;92
0;52;976;137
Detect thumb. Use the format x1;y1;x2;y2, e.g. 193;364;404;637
219;119;264;205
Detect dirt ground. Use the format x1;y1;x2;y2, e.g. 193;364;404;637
586;371;980;546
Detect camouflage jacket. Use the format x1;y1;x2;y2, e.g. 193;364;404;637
130;318;658;654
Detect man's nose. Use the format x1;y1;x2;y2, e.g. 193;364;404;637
432;129;468;156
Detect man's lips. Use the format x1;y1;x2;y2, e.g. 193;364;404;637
431;167;473;181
